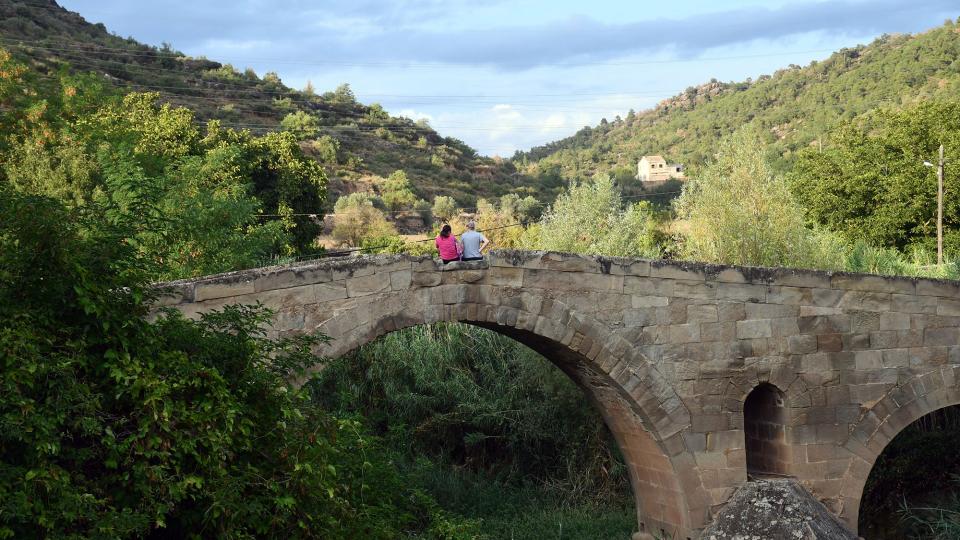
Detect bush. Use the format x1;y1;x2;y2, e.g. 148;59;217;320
675;130;836;268
0;188;476;539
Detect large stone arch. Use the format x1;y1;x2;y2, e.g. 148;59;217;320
161;250;960;537
308;290;710;538
837;366;960;529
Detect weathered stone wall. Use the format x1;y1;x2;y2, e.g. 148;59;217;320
159;250;960;539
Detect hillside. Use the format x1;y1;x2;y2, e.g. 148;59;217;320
518;19;960;183
0;0;542;207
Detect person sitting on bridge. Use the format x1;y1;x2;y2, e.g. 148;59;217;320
435;223;461;264
459;220;489;262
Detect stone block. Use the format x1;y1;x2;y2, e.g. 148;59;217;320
718;302;747;322
925;327;960;347
255;266;332;292
917;279;960;298
771;317;800;337
766;286;811;305
745;303;799;319
650;262;706;281
412;271;441;287
624;276;674;296
390;270;412;290
486;267;524;287
838;291;891;312
688;304;719;322
879;312;912;331
938;298;960;316
194;279;256;301
831;274;915;295
811;288;844;307
669;323;701;344
673;280;716;299
736;319;772;339
868;330;898;349
701;322;736;342
817;333;843;352
801;353;832;372
632;295;670;308
892;293;938;314
714;268;749;283
346;274;391;297
717;283;767;302
788;334;818;354
798;314;851;335
773;270;832;289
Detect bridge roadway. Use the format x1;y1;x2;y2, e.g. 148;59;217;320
158;250;960;539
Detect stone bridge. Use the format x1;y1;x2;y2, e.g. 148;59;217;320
158;251;960;539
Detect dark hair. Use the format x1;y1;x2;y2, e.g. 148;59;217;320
440;224;452;238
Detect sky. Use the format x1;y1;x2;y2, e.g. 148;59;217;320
57;0;960;157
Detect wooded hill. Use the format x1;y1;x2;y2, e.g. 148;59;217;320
517;19;960;183
0;0;542;206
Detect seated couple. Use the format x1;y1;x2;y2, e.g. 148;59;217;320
435;221;489;264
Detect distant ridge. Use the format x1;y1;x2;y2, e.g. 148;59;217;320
517;19;960;182
0;0;542;205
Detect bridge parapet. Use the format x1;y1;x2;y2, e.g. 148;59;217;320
159;251;960;538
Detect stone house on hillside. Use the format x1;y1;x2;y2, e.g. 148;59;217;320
637;155;685;182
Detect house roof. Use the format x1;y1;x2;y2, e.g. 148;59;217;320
641;155;666;163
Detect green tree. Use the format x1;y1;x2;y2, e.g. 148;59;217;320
527;175;660;257
380;170;417;211
0;187;475;539
280;110;320;139
676;130;835;268
789;100;960;253
431;195;458;222
332;192;397;247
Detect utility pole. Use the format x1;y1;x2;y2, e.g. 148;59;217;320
925;145;946;265
937;144;945;266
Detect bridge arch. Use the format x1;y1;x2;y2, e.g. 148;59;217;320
162;250;960;537
838;367;960;528
309;290;710;538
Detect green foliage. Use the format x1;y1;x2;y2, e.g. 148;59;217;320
675;130;836;268
790;100;960;253
280;110;320;140
0;62;326;278
0;187;474;539
312;135;341;164
859;407;960;539
527;175;661;257
332;192;397;247
310;323;629;504
432;195;458;222
380;170;418;211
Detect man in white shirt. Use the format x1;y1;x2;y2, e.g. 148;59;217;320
459;221;489;261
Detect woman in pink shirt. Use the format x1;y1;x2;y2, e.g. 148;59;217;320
435;224;461;264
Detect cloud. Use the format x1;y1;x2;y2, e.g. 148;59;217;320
63;0;960;72
340;0;958;69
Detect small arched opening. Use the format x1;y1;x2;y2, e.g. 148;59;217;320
743;383;790;477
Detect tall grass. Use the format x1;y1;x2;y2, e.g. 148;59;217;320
308;323;630;505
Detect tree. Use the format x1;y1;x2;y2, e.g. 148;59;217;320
280;110;319;139
789;101;960;254
431;195;457;222
676;130;834;268
380;170;417;211
527;175;660;257
312;135;341;164
332;192;396;247
0;187;473;539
